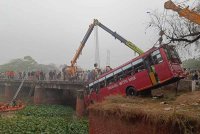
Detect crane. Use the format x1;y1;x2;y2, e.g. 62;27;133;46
164;0;200;25
66;19;144;77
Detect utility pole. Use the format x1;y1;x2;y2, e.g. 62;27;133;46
106;50;110;66
94;26;100;68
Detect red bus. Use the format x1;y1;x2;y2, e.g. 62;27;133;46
85;44;184;104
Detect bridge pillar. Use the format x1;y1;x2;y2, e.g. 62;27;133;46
4;83;15;101
0;85;5;97
34;85;45;104
76;90;85;118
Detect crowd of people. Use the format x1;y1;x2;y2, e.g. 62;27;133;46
184;68;200;81
0;67;199;83
0;69;102;82
0;70;61;81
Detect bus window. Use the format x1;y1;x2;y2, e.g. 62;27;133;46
113;69;120;81
92;80;99;93
93;84;99;93
99;77;106;88
164;47;181;63
144;56;154;71
106;73;115;85
114;69;124;81
89;83;94;88
133;59;145;73
132;59;143;66
151;50;163;64
100;80;105;88
122;63;134;76
89;83;94;93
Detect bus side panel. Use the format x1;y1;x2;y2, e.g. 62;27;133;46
98;87;110;101
89;68;158;102
104;70;153;94
109;85;124;96
131;70;152;91
89;91;98;103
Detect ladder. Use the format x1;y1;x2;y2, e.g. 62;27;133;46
9;78;25;105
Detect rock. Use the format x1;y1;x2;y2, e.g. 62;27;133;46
153;93;164;99
180;104;185;106
192;103;199;106
160;102;167;104
152;97;158;99
164;107;172;111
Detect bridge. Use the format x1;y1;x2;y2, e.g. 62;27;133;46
0;80;86;108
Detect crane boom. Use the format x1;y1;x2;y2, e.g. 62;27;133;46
71;23;95;67
67;19;144;77
94;19;144;54
164;0;200;25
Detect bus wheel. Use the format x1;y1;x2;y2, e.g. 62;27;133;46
126;87;137;96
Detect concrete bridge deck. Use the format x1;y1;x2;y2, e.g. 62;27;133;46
0;80;86;108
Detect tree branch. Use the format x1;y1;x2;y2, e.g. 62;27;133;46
169;34;200;45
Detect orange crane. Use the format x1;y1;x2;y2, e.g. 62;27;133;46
164;0;200;25
66;19;144;77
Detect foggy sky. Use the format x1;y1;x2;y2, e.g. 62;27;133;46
0;0;167;69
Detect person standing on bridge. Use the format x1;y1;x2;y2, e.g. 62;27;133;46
6;71;10;79
35;71;40;80
39;71;44;80
53;70;56;80
87;70;95;83
57;72;61;80
18;72;22;79
22;72;26;79
192;70;198;81
10;71;15;79
49;71;53;80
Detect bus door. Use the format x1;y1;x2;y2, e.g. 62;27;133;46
144;56;158;85
150;49;171;83
132;59;152;90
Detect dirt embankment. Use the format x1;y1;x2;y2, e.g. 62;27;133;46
89;91;200;134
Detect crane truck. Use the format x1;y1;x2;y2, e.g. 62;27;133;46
164;0;200;25
66;19;144;77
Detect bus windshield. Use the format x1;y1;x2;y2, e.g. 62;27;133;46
164;46;181;64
